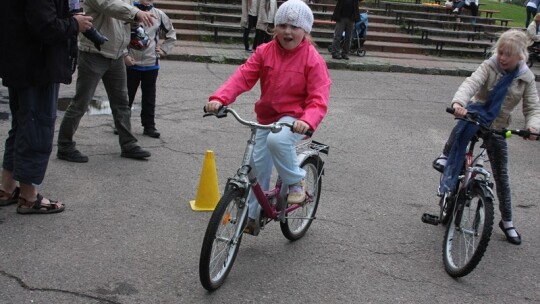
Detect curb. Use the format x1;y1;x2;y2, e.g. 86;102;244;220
166;53;477;77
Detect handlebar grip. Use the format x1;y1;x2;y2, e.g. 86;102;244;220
305;130;314;137
203;105;228;118
446;107;455;114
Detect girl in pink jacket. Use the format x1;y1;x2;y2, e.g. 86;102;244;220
205;0;331;233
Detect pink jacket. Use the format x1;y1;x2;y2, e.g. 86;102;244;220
209;38;331;131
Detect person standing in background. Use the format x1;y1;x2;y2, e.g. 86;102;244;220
525;0;540;28
0;0;93;213
253;0;277;49
56;0;156;162
125;0;177;139
330;0;360;60
241;0;258;52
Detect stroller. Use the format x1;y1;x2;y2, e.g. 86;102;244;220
328;11;368;57
527;44;540;68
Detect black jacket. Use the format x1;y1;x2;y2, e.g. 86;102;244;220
0;0;79;88
331;0;360;23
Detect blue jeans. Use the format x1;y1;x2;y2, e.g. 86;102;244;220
3;84;59;185
247;116;306;219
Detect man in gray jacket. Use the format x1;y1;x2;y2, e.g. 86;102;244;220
57;0;156;162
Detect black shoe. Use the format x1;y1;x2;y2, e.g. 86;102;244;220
143;127;160;138
57;150;89;163
499;221;522;245
245;48;253;53
432;154;447;173
113;127;118;135
341;53;349;60
332;53;342;60
121;146;151;160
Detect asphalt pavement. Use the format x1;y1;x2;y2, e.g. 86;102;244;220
1;50;540;303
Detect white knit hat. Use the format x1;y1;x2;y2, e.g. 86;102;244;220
274;0;314;33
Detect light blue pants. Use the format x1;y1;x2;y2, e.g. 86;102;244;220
248;116;306;219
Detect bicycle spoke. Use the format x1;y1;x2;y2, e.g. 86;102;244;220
443;187;494;277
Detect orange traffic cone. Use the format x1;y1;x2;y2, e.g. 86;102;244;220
190;150;220;211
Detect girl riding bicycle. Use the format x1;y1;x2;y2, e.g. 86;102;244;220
433;29;540;245
205;0;331;233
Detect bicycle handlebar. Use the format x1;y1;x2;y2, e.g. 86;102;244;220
204;106;314;137
446;107;540;140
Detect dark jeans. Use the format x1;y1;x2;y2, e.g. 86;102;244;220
127;68;159;128
3;84;59;185
443;128;513;221
253;29;271;50
331;17;355;55
455;1;478;16
243;14;257;50
58;51;138;153
526;6;537;28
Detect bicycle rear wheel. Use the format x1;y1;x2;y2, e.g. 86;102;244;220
199;189;246;291
442;186;494;277
280;156;322;241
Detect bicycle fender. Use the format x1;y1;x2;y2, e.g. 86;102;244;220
297;154;325;175
472;181;494;199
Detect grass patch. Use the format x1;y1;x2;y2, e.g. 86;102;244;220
480;0;527;28
364;0;528;28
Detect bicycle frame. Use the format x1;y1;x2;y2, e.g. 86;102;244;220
224;121;318;225
214;108;326;227
456;135;493;198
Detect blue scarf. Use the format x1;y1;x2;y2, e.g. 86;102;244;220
439;64;520;193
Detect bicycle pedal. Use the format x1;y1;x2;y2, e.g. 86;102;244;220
243;226;260;236
421;213;439;226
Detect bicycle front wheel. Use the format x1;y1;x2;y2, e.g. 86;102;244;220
199;189;246;291
280;156;322;241
442;186;494;277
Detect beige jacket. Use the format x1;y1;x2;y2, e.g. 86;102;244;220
452;57;540;130
241;0;276;31
80;0;140;59
526;21;540;45
241;0;255;28
256;0;277;31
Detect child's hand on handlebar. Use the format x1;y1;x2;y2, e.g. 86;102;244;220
526;127;538;140
452;103;467;118
293;120;310;134
205;100;223;113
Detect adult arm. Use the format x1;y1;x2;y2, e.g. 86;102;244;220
85;0;155;26
25;1;80;44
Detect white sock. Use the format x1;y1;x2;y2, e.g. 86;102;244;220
502;220;518;237
436;154;447;166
